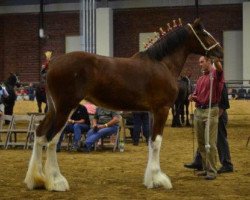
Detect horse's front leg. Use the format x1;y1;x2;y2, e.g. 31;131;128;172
144;107;172;189
24;135;46;189
44;133;69;191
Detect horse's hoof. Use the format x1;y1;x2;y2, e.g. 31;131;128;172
144;171;172;190
45;174;69;191
24;173;45;190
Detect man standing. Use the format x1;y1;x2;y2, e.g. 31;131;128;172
189;56;224;180
184;83;234;174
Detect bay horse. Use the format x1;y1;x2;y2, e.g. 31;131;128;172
2;73;20;117
25;18;223;191
171;76;191;127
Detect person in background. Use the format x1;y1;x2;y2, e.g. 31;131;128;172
27;83;35;101
132;112;150;145
0;85;9;116
41;51;52;79
78;107;120;153
57;104;90;152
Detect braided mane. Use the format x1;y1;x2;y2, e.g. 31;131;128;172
140;26;189;61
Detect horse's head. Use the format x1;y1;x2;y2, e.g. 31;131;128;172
6;73;21;88
187;18;223;59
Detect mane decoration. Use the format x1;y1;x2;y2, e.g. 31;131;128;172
142;18;188;61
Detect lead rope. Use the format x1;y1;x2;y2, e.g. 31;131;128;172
190;101;195;174
205;64;214;168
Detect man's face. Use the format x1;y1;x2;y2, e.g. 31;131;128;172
199;56;211;74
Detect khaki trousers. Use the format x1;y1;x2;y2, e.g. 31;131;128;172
194;107;219;176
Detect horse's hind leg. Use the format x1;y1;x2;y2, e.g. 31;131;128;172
43;106;76;191
144;107;172;189
44;131;69;191
24;132;47;189
24;107;59;190
25;96;75;191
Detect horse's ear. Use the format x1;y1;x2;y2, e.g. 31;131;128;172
193;18;201;27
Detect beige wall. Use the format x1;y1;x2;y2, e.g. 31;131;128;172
96;8;113;56
243;2;250;85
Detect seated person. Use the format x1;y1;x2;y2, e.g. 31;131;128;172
0;85;9;116
78;107;121;152
57;104;90;152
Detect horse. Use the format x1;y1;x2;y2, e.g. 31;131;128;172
24;18;223;191
34;82;47;113
2;73;20;117
171;76;191;127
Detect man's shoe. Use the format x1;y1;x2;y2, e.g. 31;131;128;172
77;146;90;153
197;171;207;176
70;146;79;152
56;149;61;153
204;174;216;180
217;166;233;174
184;163;203;170
133;141;139;146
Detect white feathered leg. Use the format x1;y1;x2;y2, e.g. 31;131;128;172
144;135;172;189
44;133;69;191
24;136;46;190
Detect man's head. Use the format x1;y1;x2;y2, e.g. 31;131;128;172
199;56;212;74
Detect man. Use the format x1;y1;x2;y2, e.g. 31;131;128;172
78;107;120;153
188;56;224;180
184;83;234;174
57;104;90;152
132;112;150;145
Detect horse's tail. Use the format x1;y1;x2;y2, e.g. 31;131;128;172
36;89;56;142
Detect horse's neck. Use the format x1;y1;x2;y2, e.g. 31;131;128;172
161;46;189;77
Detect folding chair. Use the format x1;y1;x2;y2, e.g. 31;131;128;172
25;114;45;149
121;116;134;143
5;114;33;149
0;115;13;147
121;113;144;143
95;126;120;152
65;130;88;151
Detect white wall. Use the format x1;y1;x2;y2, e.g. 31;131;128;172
96;8;113;56
139;32;159;51
223;31;243;82
243;2;250;85
65;36;81;53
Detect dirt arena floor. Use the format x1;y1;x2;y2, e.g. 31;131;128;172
0;100;249;200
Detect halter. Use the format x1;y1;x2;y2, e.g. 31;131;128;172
187;23;220;55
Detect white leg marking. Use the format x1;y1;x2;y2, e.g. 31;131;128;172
24;135;46;190
144;135;172;189
44;131;69;191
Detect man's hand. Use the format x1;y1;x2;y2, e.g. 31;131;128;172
213;58;223;72
188;94;197;102
68;119;74;124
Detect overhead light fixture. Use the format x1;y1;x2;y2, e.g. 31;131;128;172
39;28;45;38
